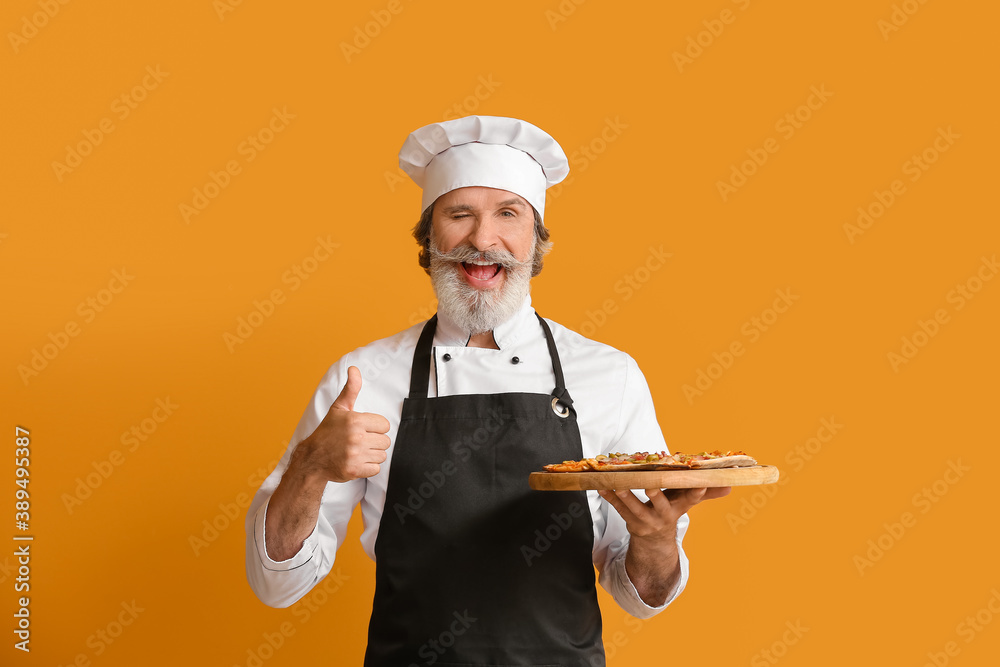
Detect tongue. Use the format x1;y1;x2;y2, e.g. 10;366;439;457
464;263;500;280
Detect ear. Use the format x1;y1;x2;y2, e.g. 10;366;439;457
414;204;436;273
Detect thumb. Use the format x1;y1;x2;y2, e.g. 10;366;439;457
332;365;362;412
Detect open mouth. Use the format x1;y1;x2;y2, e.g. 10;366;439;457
461;261;502;281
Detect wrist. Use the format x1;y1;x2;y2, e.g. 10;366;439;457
280;442;328;498
628;530;678;558
289;437;327;480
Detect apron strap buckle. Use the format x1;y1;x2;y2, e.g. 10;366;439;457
551;395;572;418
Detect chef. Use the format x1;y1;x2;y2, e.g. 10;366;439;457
245;115;730;666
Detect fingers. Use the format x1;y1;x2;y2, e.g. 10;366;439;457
358;411;391;434
670;488;707;515
354;434;391;478
668;487;732;514
332;365;363;412
644;488;673;513
354;462;382;479
363;431;391;454
603;489;660;522
600;486;734;522
598;489;642;525
335;433;391;481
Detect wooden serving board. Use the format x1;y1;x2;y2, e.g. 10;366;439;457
528;465;779;491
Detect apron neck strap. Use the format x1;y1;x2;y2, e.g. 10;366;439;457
407;312;573;407
408;314;438;399
534;313;573;407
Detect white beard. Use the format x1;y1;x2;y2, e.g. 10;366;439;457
428;239;534;336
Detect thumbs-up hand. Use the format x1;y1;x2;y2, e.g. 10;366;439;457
294;366;392;483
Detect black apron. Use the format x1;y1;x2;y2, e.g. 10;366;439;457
364;314;605;666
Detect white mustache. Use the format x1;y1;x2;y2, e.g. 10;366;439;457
428;243;531;272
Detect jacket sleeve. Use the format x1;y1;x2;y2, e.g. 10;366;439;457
244;359;365;608
592;353;690;618
594;505;690;619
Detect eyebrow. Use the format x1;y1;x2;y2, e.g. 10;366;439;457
497;198;526;209
441;203;475;214
441;198;526;215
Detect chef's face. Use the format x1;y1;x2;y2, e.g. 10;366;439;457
430;187;536;291
427;187;537;334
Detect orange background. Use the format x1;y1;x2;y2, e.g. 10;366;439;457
3;0;998;665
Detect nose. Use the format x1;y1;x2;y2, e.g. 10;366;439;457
467;216;500;253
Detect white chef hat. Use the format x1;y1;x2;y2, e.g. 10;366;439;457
398;115;569;221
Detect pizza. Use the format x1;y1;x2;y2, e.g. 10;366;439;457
542;450;757;472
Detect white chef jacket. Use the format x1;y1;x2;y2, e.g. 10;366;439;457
245;295;690;619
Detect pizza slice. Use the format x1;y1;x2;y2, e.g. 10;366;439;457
671;450;757;469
